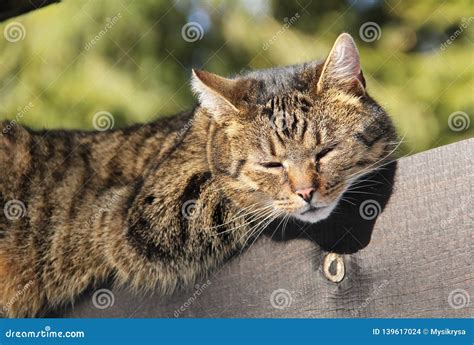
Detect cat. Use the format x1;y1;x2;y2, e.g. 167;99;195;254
0;33;397;317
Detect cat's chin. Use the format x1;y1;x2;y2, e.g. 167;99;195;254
292;202;338;224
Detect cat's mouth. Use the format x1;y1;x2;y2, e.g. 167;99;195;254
300;205;327;215
292;201;339;224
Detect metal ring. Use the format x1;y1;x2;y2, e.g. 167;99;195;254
322;253;345;283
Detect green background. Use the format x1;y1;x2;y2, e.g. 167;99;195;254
0;0;472;155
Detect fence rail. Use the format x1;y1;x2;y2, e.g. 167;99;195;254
62;139;473;318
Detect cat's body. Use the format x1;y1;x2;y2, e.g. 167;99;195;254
0;34;397;317
0;111;249;317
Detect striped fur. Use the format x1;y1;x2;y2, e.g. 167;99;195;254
0;33;397;317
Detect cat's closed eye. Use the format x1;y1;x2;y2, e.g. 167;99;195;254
315;145;336;161
315;145;337;172
260;161;283;169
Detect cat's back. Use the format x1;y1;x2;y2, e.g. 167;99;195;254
0;121;33;196
0;110;193;197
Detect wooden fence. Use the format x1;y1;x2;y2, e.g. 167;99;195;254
61;138;473;318
1;0;472;320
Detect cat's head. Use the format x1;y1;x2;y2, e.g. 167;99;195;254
191;33;397;224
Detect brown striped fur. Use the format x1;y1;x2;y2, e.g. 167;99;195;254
0;34;397;317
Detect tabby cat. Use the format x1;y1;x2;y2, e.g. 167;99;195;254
0;33;397;317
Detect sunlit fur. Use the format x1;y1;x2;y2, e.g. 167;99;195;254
197;35;397;224
0;34;397;317
204;88;396;223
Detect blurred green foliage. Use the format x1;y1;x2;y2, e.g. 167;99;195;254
0;0;472;154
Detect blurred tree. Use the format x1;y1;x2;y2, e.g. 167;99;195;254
0;0;472;154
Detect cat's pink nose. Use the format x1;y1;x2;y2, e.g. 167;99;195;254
296;187;315;203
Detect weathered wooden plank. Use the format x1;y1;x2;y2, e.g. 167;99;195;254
62;139;473;318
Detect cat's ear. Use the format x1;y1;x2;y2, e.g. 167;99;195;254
316;33;366;95
191;69;251;117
